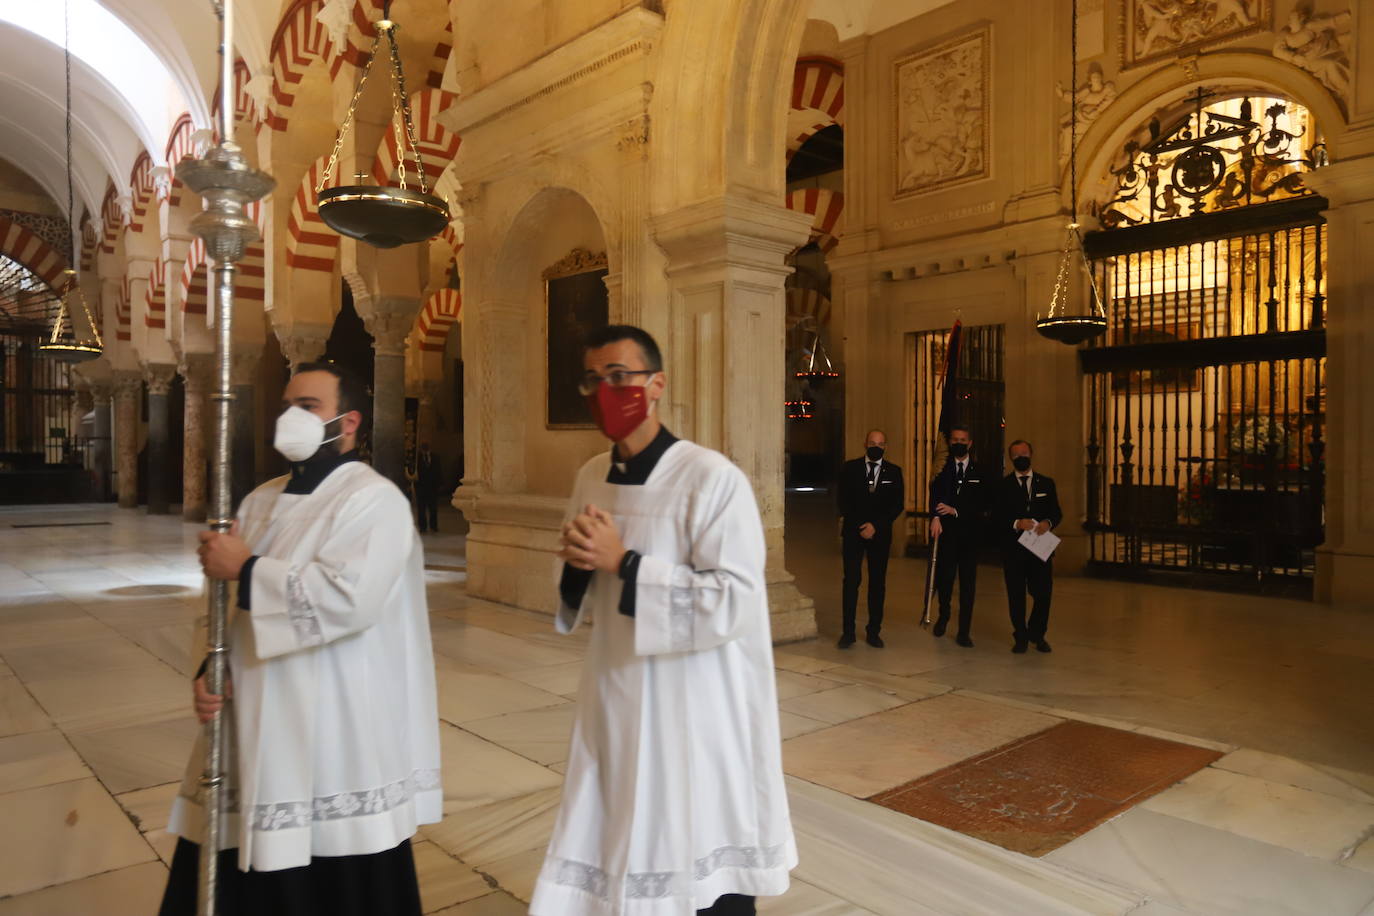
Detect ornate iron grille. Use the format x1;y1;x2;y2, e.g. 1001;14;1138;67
1081;203;1326;596
909;323;1005;552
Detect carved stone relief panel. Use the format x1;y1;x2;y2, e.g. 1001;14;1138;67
892;26;990;200
1120;0;1269;70
1272;6;1352;101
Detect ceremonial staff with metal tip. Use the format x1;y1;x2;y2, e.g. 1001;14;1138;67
175;1;274;913
920;318;962;629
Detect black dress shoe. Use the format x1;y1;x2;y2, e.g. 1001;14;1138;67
932;617;949;637
1012;639;1029;654
837;634;856;649
1035;640;1052;653
955;634;974;648
866;633;885;649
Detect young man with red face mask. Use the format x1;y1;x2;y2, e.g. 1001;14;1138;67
530;325;795;916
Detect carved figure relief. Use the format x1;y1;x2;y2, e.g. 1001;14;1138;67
1057;64;1118;164
1273;5;1352;100
893;27;989;199
1122;0;1268;68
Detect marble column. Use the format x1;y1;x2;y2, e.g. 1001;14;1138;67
91;380;113;501
142;362;177;515
651;197;818;642
179;353;213;522
231;350;261;507
363;307;413;486
112;371;141;509
1305;158;1374;604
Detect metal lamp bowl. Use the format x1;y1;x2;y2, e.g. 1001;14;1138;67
38;342;103;363
1035;315;1107;346
317;185;450;249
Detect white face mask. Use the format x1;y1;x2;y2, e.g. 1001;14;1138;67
273;405;346;462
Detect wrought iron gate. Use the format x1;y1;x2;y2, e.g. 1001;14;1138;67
911;323;1005;551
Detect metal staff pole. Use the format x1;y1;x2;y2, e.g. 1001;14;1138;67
920;533;940;629
177;2;273;913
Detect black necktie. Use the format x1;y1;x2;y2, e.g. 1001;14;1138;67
1022;475;1032;501
867;462;878;489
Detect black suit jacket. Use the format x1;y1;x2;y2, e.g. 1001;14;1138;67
928;458;991;533
838;457;904;538
416;453;443;494
994;471;1063;546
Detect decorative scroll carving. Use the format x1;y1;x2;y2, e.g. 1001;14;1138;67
1121;0;1267;69
542;248;609;281
1273;6;1352;100
1093;90;1324;228
1057;65;1118;165
893;27;989;199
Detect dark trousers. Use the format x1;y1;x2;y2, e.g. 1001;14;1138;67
934;525;979;637
160;838;421;916
842;531;890;636
1002;547;1053;641
698;894;756;915
415;489;438;532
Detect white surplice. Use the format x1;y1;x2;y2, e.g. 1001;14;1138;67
168;461;442;872
530;440;796;915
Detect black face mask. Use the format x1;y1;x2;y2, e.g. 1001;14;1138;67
949;443;969;459
866;445;885;461
1012;455;1032;473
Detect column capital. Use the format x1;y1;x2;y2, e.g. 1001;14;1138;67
89;379;113;403
141;361;177;396
363;299;420;356
178;352;215;394
652;196;813;278
231;349;263;386
112;369;143;398
616;114;650;161
277;323;332;368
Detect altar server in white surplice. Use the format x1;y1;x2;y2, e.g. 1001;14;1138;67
531;326;795;916
160;362;441;916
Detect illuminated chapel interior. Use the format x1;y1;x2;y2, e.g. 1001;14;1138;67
0;0;1372;912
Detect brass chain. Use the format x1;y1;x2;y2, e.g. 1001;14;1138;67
316;32;383;193
387;26;429;195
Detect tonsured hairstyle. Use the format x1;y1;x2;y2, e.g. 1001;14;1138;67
1008;438;1033;455
294;361;369;422
583;324;663;373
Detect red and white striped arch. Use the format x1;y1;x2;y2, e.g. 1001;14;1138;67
784;188;844;254
127;153;157;235
80;220;98;275
787;57;845;161
427;21;453;88
265;0;338;132
144;257;167;329
286;157;340;273
414;288;461;352
339;0;385;73
100;184;123;254
370;90;461;188
115;276;131;341
0;214;68;289
181;238;208;315
163;113;197;206
212;58;261;138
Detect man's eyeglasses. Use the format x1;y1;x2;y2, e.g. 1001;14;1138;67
578;370;656;396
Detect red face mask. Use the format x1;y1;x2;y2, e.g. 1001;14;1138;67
587;382;651;442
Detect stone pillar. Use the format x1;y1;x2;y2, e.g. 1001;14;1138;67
113;371;141;509
91;380;113;501
651;197;818;642
179;353;213;522
615;114;650;327
142;362;177;515
1305;158;1374;604
231;350;261;507
363;304;415;486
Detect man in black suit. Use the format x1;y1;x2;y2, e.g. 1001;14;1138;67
994;439;1063;654
414;441;443;533
928;424;990;647
837;429;904;649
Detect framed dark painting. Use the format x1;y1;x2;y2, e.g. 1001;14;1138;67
544;248;609;428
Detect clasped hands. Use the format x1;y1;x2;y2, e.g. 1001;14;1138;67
929;502;957;537
1016;518;1052;535
559;503;627;573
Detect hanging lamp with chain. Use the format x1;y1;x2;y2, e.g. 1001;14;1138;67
315;3;450;248
794;315;840;386
1035;0;1108;346
40;0;104;362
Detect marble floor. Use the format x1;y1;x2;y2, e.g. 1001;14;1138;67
0;501;1371;915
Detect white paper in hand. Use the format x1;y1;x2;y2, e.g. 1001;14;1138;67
1018;527;1060;562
